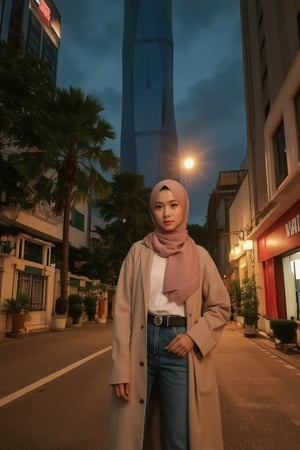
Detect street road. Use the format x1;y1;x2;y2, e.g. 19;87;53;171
0;322;299;449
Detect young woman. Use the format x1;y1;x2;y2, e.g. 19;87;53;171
107;179;230;450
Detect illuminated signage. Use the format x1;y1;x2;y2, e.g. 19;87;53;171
285;214;300;237
34;0;51;23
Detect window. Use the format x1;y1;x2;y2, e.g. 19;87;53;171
42;32;58;85
294;88;300;161
18;272;46;310
282;252;300;321
273;120;288;188
70;208;85;231
24;241;43;264
0;241;11;254
8;0;24;44
26;11;41;58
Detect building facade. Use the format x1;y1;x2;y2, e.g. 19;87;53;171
0;1;99;336
120;0;179;186
239;0;300;325
207;169;246;279
0;0;61;84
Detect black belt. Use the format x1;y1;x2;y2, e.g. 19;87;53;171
147;313;186;328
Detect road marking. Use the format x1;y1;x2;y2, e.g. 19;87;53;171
0;346;112;408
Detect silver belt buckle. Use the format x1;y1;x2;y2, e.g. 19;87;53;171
154;315;163;326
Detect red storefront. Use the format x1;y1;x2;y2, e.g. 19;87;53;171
258;200;300;320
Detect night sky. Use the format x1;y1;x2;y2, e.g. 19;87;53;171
56;0;246;224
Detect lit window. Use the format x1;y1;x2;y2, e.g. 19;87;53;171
273;120;288;188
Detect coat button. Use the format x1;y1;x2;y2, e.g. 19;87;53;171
139;361;144;367
141;325;144;329
139;398;145;404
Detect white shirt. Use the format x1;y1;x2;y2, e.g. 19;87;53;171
148;253;185;317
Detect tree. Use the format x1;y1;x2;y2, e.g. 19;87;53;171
187;223;208;248
0;40;54;207
97;171;153;243
90;172;153;282
0;40;54;151
22;87;119;306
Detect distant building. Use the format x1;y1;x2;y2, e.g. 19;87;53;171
207;169;246;278
120;0;179;186
239;0;300;323
0;0;61;84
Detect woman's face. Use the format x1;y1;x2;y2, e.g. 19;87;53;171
152;189;184;232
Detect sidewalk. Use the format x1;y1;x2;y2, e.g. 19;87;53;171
227;322;300;371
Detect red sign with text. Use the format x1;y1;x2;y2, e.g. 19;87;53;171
258;200;300;261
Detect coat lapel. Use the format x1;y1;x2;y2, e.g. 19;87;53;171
140;244;153;311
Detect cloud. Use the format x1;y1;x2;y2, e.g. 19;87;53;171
173;0;240;46
57;0;123;92
55;0;246;224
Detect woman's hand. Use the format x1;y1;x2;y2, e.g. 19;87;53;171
165;333;194;358
113;383;130;401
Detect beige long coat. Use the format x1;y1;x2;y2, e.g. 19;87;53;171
108;241;230;450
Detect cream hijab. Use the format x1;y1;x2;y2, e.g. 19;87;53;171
142;179;200;305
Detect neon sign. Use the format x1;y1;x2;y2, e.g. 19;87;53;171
34;0;51;23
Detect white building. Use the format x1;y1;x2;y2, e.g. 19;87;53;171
234;0;300;326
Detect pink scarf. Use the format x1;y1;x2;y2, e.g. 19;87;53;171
142;179;200;305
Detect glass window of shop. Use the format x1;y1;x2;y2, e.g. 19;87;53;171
282;251;300;320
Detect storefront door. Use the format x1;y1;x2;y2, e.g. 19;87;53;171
282;251;300;320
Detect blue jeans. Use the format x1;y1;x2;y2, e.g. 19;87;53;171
146;322;189;450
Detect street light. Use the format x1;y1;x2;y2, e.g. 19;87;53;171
183;157;195;170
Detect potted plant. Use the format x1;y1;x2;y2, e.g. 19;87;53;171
54;297;68;331
240;275;260;337
4;293;31;334
229;279;242;326
270;319;298;351
83;295;97;322
68;294;83;325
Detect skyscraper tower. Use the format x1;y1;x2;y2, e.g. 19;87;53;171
120;0;179;186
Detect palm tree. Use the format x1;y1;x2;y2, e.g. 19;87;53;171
24;86;119;305
94;172;152;280
98;172;152;244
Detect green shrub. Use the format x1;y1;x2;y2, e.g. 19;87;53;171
229;280;242;311
84;295;97;321
68;302;83;324
4;293;31;314
270;319;297;343
68;294;82;306
240;275;260;326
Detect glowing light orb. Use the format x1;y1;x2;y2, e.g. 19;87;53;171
183;157;195;170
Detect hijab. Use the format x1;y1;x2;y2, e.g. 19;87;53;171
142;179;200;305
